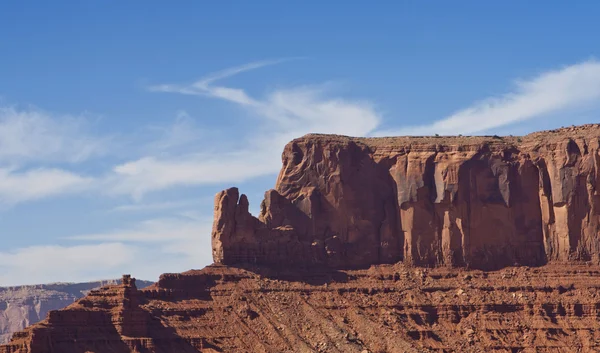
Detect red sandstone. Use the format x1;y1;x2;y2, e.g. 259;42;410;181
214;123;600;269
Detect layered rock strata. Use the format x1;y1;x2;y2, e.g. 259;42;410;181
213;124;600;270
0;280;152;344
4;265;600;352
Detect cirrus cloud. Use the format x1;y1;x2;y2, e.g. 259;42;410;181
110;61;381;197
376;59;600;136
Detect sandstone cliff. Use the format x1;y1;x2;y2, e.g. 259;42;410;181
0;280;152;344
213;124;600;270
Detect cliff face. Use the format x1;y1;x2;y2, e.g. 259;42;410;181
0;280;153;344
213;124;600;270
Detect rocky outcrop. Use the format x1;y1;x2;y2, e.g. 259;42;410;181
0;279;152;344
5;265;600;352
213;124;600;270
0;276;165;353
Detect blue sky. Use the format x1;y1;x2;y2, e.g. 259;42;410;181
1;2;600;285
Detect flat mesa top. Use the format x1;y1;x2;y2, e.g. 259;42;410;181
296;123;600;148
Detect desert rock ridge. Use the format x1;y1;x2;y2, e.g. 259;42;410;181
2;123;600;352
0;279;153;345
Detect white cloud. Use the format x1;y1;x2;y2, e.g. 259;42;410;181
0;167;93;204
0;215;215;286
195;59;290;88
142;110;207;152
68;216;212;243
111;61;381;197
0;62;378;204
259;86;381;136
376;60;600;136
150;59;289;106
0;106;108;206
0;243;134;286
109;198;208;213
65;216;213;282
107;152;279;199
150;61;380;137
0;106;107;163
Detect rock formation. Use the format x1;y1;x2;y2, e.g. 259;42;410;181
2;123;600;352
213;124;600;270
4;265;600;352
0;280;153;344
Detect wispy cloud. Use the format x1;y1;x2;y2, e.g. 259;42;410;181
0;243;134;285
150;60;380;136
67;216;212;282
0;106;106;205
376;60;600;136
0;215;214;286
109;198;208;213
108;60;381;198
0;167;92;205
68;216;211;243
147;110;203;151
195;59;290;87
150;59;290;106
0;106;108;163
106;151;278;199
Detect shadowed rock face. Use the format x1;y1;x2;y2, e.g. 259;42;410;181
213;124;600;270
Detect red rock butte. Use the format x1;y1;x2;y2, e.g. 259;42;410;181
214;123;600;270
3;123;600;353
